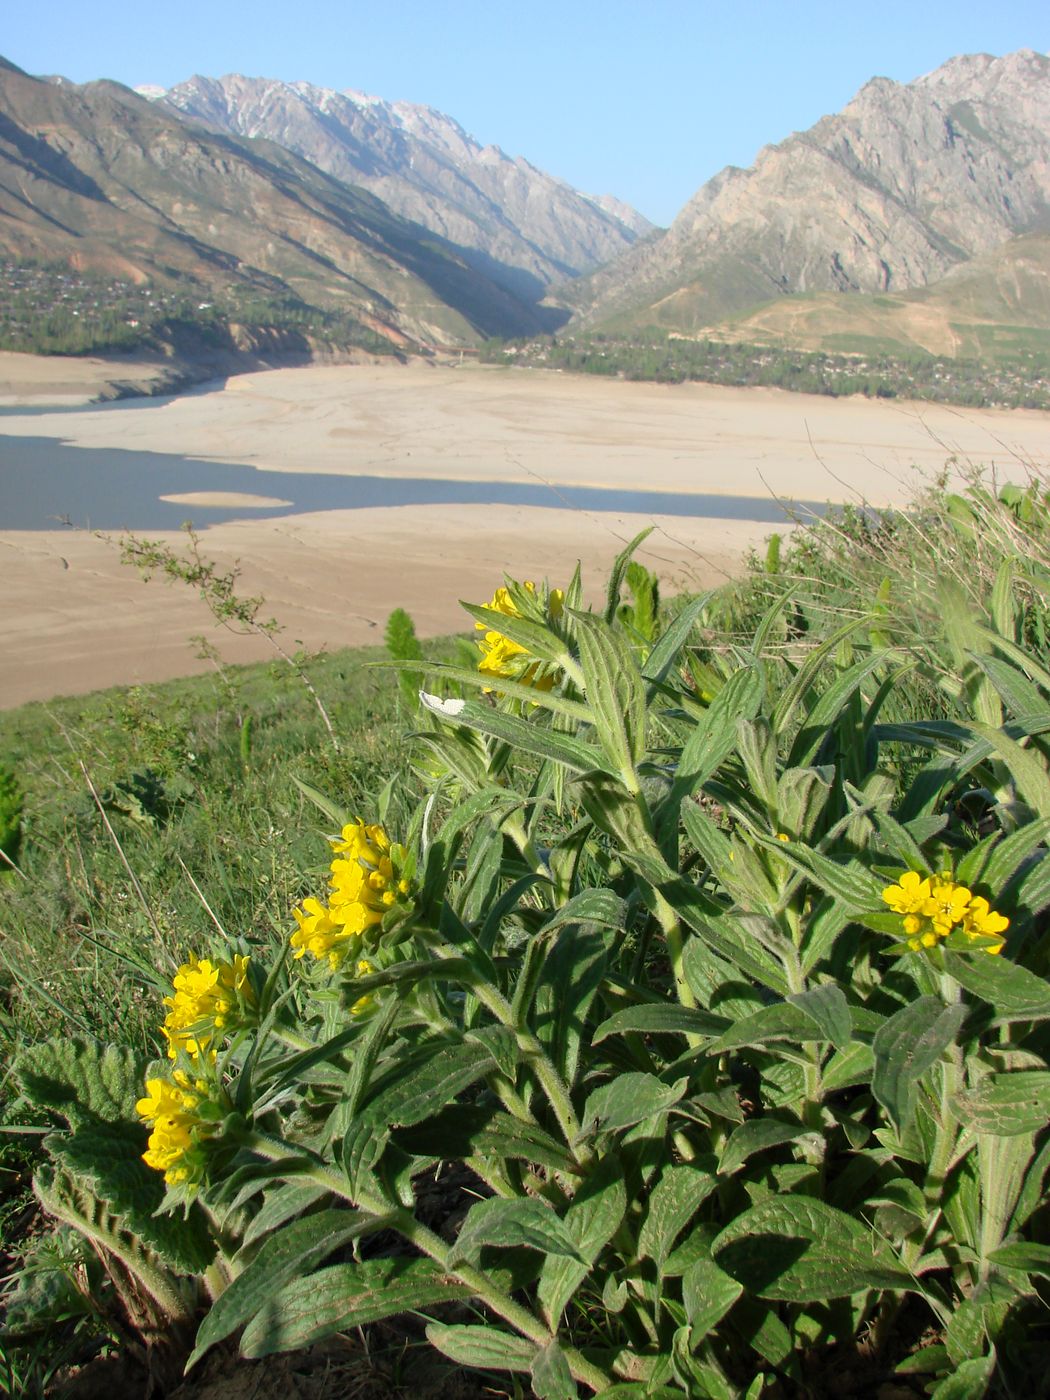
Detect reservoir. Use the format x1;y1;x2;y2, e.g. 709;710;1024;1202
0;434;827;531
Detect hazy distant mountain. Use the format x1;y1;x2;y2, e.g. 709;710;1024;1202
565;49;1050;334
0;59;557;347
151;74;654;301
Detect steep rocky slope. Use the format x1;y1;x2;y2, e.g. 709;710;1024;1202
0;58;555;348
566;49;1050;333
153;73;653;301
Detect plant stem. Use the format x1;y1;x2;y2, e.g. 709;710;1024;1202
653;890;698;1014
246;1139;613;1394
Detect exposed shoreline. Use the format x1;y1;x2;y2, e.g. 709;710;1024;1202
2;355;1048;710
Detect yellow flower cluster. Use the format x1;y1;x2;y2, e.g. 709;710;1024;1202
136;1070;211;1187
291;819;412;970
476;581;564;691
162;954;253;1062
882;870;1008;955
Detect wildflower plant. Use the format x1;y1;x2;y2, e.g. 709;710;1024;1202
13;524;1050;1396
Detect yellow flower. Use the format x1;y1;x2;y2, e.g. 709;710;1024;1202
923;877;973;935
960;896;1008;955
292;820;413;970
162;954;254;1063
136;1070;211;1187
882;871;932;917
882;868;1009;957
475;580;564;691
349;958;378;1017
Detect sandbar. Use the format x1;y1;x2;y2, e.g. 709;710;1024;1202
2;359;1048;709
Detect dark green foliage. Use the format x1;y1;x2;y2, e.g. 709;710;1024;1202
0;761;22;867
480;331;1050;409
0;259;398;358
385;607;425;707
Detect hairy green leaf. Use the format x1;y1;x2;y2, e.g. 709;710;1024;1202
943;953;1050;1024
454;1196;582;1263
592;1003;728;1043
190;1209;379;1367
426;1322;535;1371
531;1338;578;1400
872;998;967;1134
718;1118;806;1177
681;1258;744;1342
538;1156;628;1327
637;1163;718;1270
581;1073;687;1138
954;1072;1050;1136
15;1038;144;1127
712;1196;911;1301
240;1257;471;1357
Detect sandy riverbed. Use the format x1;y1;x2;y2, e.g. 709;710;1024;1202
1;358;1047;708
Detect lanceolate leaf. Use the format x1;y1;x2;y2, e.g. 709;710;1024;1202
943;952;1050;1024
964;719;1050;821
637;1162;718;1270
822;1041;876;1092
393;1105;577;1173
239;1257;472;1357
707;1002;828;1055
426;1323;536;1372
786;984;852;1049
642;593;713;690
242;1181;328;1248
422;697;613;776
711;1196;911;1301
670;666;766;803
953;1072;1050;1136
718;1118;806;1178
531;1339;579;1400
681;1259;744;1342
538;1155;628;1326
788;652;892;768
572;610;646;778
660;879;790;995
871;998;968;1134
190;1209;380;1367
988;1242;1050;1277
360;1037;504;1131
592;1003;728;1043
581;1073;688;1138
533;922;609;1087
454;1196;583;1263
928;1355;996;1400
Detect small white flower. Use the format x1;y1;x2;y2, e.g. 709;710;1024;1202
419;692;466;717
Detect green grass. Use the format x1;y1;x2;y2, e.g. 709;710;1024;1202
0;642;449;1059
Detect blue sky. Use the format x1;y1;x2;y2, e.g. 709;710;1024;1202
5;1;1048;225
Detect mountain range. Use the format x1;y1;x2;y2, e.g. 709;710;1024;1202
151;74;652;303
2;48;1049;364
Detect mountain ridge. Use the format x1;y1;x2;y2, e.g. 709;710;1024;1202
0;60;563;350
563;48;1050;335
150;72;654;303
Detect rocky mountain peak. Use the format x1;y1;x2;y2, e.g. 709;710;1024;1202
566;48;1050;333
151;73;653;303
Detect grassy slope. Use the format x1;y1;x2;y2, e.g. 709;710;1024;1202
702;233;1050;361
0;643;444;1057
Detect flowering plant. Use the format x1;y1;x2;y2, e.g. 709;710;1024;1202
15;538;1050;1397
